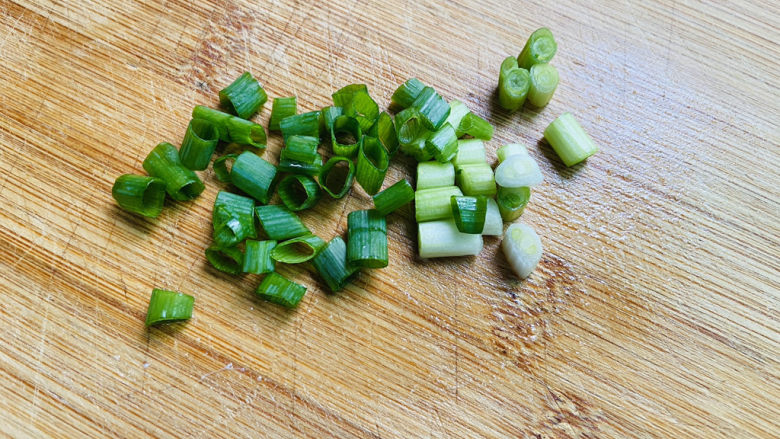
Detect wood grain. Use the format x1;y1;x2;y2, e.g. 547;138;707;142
1;0;778;437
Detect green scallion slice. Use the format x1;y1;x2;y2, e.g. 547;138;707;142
411;86;451;131
373;112;399;156
391;78;426;109
242;239;277;274
280;110;321;140
498;65;531;111
231;151;277;204
444;100;470;136
502;223;543;279
517;27;557;70
213;153;238;183
424;122;458;162
269;96;297;132
543;112;598;166
145;289;194;327
271;233;326;264
255;272;306;308
456;112;493;140
332;84;379;131
319;106;343;135
330;115;362;158
416;161;455;189
255;205;310;240
450;195;487;234
142;142;205;201
496;143;529;163
372;179;414;216
318;156;355;199
497;186;531;221
205;244;244;275
395;107;427;147
278;174;321;211
112;174;166;218
311;236;359;292
219;72;267;119
278;155;323;176
451;139;486;169
212;191;257;247
179;118;219;170
415;185;463;222
418;219;483;258
192;106;267;148
280;135;320;164
483;198;503;236
527;63;559;108
355;136;389;195
347;209;388;268
456;163;497;196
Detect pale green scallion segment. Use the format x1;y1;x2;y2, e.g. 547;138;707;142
271;233;326;264
346;209;388;269
242;240;277;274
444;100;470;136
498;65;531;111
269;97;297;131
112;174;166;218
254;205;310;241
255;272;306;308
482;198;503;236
416;161;455;190
497;186;531;221
451;139;486;169
517;27;558;69
311;237;359;293
418;219;483;258
179;118;219;170
145;289;194;327
219;72;267;119
496;143;529;163
142;142;205;201
372;179;415;216
415;185;463;222
456;163;497;197
543;112;598;166
527;63;559;108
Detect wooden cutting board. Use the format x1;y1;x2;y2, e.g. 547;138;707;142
1;0;777;437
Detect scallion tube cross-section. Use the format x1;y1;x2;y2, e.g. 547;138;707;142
219;72;267;119
347;209;388;268
278;174;321;211
271;233;326;264
318;156;355;199
205;245;243;275
256;272;306;308
543;112;599;166
355;136;389;195
517;27;557;69
142;142;205;201
192;106;267;148
179;118;219;170
112;174;166;218
212;191;257;247
312;237;359;292
372;179;414;216
502;223;543;279
255;205;310;241
145;289;194;327
230;151;277;204
418;220;483;258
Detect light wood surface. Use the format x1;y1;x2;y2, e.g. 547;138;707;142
1;0;778;437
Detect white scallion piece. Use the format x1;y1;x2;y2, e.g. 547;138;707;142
482;198;503;236
501;223;542;279
418;220;483;258
494;153;543;188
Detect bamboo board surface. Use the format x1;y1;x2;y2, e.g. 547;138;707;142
1;0;778;437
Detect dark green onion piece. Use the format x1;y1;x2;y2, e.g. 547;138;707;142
395;107;427;146
372;179;414;216
280;110;321;140
269;96;297;131
456;163;497;196
517;27;557;69
219;72;267;119
255;205;310;240
255;272;306;308
498;65;531;111
332;84;379;131
231;151;277;204
312;237;359;292
444;100;470;136
372;111;399;156
450;195;487;234
399;137;433;162
145;289;194;327
319;106;343;136
527;63;559;108
112;174;166;218
243;240;277;274
424;122;458;162
179;118;219;170
142;142;205;201
212;191;257;247
355;136;389;195
280;135;320;164
192;106;267;148
278;174;321;211
278;155;323;176
213;153;238;183
271;233;326;264
330;115;362;158
347;209;388;268
318;156;355;199
456;113;494;140
411;86;451;131
391;78;426;109
205;244;244;275
497;186;531;221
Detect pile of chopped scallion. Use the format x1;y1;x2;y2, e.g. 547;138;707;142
112;27;598;326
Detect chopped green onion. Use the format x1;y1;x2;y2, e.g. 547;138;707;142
355;136;389;195
517;27;557;70
451;139;486;168
319;106;343;135
318;156;355;199
280;110;321;140
543;112;599;166
277;174;321;211
278;155;323;176
330;115;362;158
399;137;433;162
192;106;267;148
391;78;426;109
494;154;543;188
497;186;530;221
456;163;497;196
179;119;219;170
395;107;427;146
500;56;519;77
411;86;451;130
213;153;238;183
112;174;166;218
415;185;463;222
219;72;267;119
142;142;205;201
483;198;503;236
347;209;388;268
230;151;277;204
255;272;306;308
451;195;487;234
212;191;257;247
416;161;455;189
242;239;277;274
311;237;359;292
205;244;243;275
424;122;458;162
456;112;493;140
418;219;483;258
527;63;559;108
280;135;320;164
372;179;414;216
269;96;297;131
332;84;379;131
444;100;470;135
498;66;531;111
502;223;543;279
271;233;326;264
145;289;194;326
373;112;399;156
496;143;529;163
255;205;310;240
